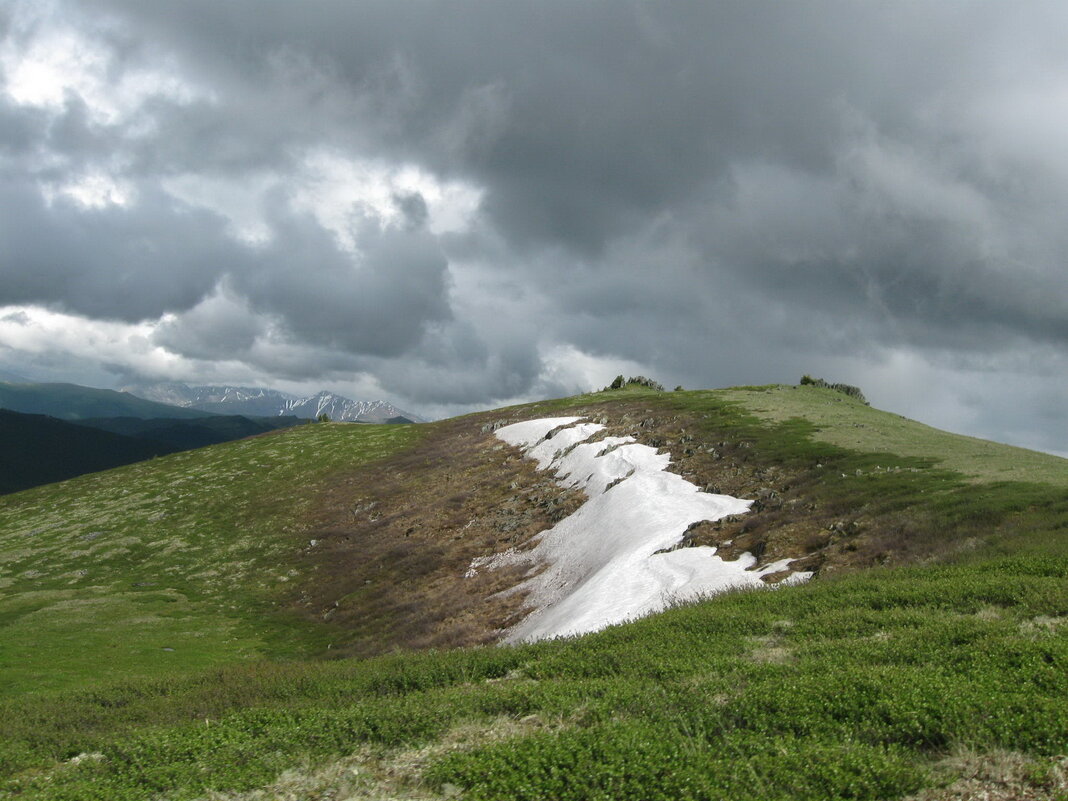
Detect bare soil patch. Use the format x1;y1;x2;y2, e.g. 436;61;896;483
289;396;981;656
289;414;585;657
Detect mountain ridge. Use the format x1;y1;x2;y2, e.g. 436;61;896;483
2;383;1066;800
0;409;175;494
0;380;215;420
123;381;422;423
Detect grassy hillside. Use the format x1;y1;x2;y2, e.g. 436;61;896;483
1;384;1066;800
0;422;423;695
731;384;1068;484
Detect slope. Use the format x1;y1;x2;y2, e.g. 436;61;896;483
281;383;1068;658
0;421;423;695
1;384;1066;800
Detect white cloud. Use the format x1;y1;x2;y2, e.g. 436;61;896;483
158;151;482;251
291;150;482;250
161;172;278;245
0;304;161;364
44;170;135;208
539;344;652;395
0;0;205;125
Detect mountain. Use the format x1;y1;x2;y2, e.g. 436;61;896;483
0;367;29;383
78;414;306;451
0;380;210;420
281;390;419;423
0;408;307;495
119;382;301;417
124;382;422;422
0;408;176;494
2;382;1067;800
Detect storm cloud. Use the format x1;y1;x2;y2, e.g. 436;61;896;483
1;0;1067;452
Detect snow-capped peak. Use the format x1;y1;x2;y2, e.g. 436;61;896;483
123;382;421;423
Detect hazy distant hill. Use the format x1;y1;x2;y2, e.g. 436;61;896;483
125;382;422;423
0;379;307;492
0;408;174;494
0;381;209;420
79;414;307;451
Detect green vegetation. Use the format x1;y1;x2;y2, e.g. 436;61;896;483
0;422;423;695
728;384;1068;484
799;373;869;404
605;375;666;392
1;556;1066;799
1;382;1066;799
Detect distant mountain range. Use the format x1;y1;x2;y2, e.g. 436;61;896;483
0;408;305;495
0;408;173;494
0;381;214;420
122;382;422;423
0;378;419;494
0;380;316;494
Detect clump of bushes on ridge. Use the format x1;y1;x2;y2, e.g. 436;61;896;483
800;375;869;404
605;375;666;392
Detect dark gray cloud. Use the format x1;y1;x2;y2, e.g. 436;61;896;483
0;178;235;320
231;206;452;358
1;0;1067;452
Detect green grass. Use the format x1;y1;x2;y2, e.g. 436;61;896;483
0;423;423;695
2;384;1067;798
1;554;1066;799
727;384;1068;484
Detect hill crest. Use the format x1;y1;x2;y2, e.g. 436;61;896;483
2;383;1068;800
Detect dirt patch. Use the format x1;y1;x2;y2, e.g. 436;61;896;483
199;715;559;801
904;749;1068;801
289;414;586;658
288;396;967;656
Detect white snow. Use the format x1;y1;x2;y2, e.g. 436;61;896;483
480;417;812;642
525;422;605;470
493;417;584;449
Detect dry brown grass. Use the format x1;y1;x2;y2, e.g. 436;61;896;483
199;715;559;801
287;414;586;657
904;749;1068;801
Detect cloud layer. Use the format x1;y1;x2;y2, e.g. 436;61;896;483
1;0;1066;452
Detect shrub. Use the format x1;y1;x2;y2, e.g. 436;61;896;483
625;376;665;391
604;375;664;392
800;375;868;404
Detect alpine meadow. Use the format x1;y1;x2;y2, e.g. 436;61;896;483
2;382;1066;800
3;2;1068;799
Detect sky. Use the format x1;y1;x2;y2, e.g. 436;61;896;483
0;1;1066;455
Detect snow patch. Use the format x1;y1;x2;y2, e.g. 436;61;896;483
481;417;811;642
493;417;584;450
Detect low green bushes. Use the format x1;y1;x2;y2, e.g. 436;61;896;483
800;374;869;404
3;555;1066;799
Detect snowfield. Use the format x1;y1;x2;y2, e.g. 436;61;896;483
477;417;812;642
